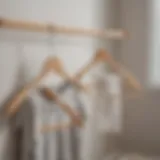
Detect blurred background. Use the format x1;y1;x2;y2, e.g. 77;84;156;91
0;0;160;160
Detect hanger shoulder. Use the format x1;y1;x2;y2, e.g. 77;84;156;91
102;49;142;91
74;49;106;80
39;87;83;127
48;56;87;92
6;70;46;117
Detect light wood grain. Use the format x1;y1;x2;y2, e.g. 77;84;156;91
74;49;108;79
0;18;128;39
49;57;87;92
41;121;74;133
6;56;88;117
74;49;141;91
100;49;142;91
6;73;45;117
39;87;83;127
6;58;55;117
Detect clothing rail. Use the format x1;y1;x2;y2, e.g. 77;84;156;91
0;18;128;39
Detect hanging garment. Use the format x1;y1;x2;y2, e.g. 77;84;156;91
11;50;125;160
79;64;123;160
27;82;86;160
94;73;122;133
54;85;86;160
27;90;59;160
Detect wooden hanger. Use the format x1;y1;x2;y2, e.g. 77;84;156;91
73;49;142;91
41;121;74;133
5;49;140;118
5;57;86;117
73;49;108;80
97;49;142;91
39;52;104;133
41;49;141;133
42;56;87;92
39;87;83;133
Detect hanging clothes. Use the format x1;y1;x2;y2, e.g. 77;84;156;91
54;84;86;160
12;52;123;160
79;63;123;160
28;80;86;160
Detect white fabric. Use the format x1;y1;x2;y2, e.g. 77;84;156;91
94;73;122;133
31;92;45;160
78;68;123;160
27;85;86;160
